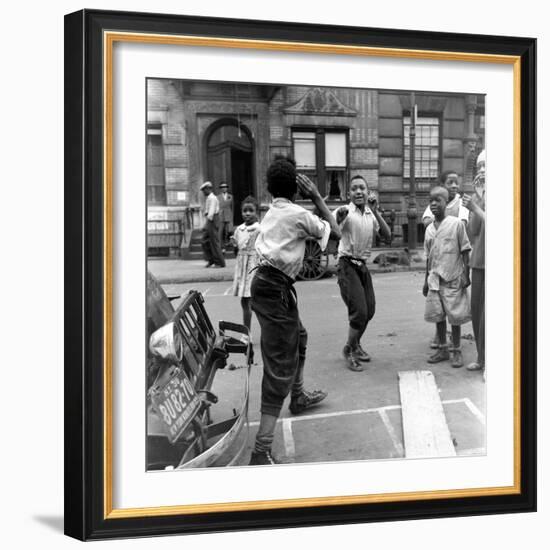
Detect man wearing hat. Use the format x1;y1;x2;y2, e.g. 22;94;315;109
200;181;226;268
217;182;234;251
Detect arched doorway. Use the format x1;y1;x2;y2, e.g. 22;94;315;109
205;120;254;226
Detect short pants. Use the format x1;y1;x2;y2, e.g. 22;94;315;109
424;276;471;325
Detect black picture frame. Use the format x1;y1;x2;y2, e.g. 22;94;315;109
64;9;536;541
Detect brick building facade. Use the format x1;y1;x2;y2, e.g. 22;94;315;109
147;79;484;255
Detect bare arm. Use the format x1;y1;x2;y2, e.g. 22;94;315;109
462;194;486;229
369;199;391;242
297;174;341;240
461;249;471;288
423;260;429;297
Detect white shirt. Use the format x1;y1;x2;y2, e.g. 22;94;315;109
255;198;330;280
204;193;219;220
422;194;469;224
332;202;380;260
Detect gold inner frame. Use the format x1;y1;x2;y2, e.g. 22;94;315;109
103;31;522;520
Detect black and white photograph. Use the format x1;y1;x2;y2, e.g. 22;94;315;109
145;79;487;470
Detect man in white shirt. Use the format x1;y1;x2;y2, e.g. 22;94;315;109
200;181;225;268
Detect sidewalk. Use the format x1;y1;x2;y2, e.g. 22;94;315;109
149;248;426;284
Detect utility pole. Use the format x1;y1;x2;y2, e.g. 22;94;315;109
407;92;418;250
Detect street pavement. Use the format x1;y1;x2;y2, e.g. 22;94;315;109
164;272;485;466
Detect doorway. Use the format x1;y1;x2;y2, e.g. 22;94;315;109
206;121;254;226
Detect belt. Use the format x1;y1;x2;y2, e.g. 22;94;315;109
254;264;295;287
341;256;366;267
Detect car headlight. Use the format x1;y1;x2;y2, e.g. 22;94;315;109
149;322;184;362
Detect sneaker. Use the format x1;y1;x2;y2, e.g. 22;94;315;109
289;389;328;414
466;361;482;371
343;345;363;372
451;348;464;368
355;344;371;362
204;262;214;268
249;450;279;465
427;346;450;364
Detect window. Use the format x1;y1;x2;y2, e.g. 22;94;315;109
403;116;440;180
293;131;316;171
147;126;166;205
292;129;348;198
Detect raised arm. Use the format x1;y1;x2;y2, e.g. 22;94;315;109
297;174;341;240
368;196;391;242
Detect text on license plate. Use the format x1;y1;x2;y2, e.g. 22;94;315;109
152;371;201;442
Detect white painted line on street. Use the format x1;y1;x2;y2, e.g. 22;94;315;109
248;398;484;427
463;398;486;426
223;285;233;295
442;398;469;405
378;409;404;456
457;447;486;456
282;418;296;459
202;288;210;297
249;406;398;427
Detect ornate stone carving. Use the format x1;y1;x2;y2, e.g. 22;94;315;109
283;88;357;117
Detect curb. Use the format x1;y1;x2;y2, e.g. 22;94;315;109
158;274;234;284
155;265;425;285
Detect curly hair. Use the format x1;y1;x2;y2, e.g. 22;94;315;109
266;155;297;199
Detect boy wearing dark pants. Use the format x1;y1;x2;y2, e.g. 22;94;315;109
423;187;471;368
249;157;341;466
333;176;391;371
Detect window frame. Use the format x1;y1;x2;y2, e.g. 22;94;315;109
147;125;167;206
291;126;349;198
402;112;442;186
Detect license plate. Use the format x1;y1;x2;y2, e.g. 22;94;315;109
150;367;202;443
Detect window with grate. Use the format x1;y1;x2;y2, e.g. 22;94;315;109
403;116;440;181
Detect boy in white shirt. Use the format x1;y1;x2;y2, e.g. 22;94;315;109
423;186;472;368
422;171;468;349
249;157;341;465
332;176;391;371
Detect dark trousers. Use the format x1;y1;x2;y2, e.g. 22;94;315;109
201;215;225;267
219;221;232;248
251;267;306;417
471;268;485;366
337;257;376;332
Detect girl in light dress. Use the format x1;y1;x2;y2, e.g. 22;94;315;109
231;196;260;331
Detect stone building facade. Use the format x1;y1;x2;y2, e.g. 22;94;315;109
146;79;484;254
